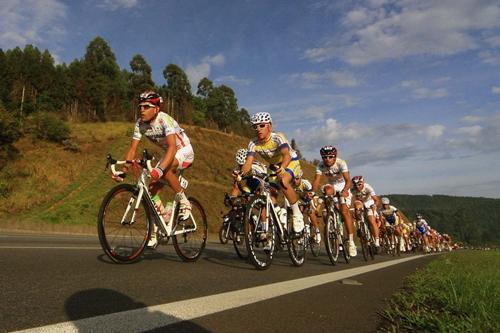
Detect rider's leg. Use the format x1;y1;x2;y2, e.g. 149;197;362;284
367;206;380;247
163;151;192;220
279;171;303;232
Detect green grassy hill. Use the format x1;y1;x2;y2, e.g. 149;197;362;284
387;194;500;246
0;122;316;234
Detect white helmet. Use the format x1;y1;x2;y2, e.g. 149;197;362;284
235;148;247;166
381;197;390;205
250;112;272;125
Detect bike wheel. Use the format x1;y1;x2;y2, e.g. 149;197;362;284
341;237;351;263
172;197;208;262
97;184;152;264
324;212;340;265
218;224;229;244
232;230;248;259
244;196;275;270
309;236;321;257
287;215;306;267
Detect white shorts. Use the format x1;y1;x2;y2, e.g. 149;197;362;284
321;182;351;206
157;145;194;171
175;145;194;170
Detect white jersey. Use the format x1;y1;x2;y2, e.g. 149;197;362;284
294;178;312;193
316;158;349;185
133;112;191;150
351;183;376;203
414;219;429;229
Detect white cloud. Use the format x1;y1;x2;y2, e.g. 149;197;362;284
479;50;500;65
461;115;484;123
185;54;225;90
457;125;483;136
305;0;500;65
492;86;500;94
421;125;445;140
485;35;500;47
214;75;251;86
288;70;360;88
0;0;67;49
400;80;448;99
98;0;139;11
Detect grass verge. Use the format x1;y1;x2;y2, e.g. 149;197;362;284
379;251;500;332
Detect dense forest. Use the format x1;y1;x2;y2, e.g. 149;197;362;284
388;194;500;246
0;36;253;163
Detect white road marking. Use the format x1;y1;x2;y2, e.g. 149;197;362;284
13;254;430;333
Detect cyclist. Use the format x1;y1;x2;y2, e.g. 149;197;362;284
413;213;430;253
351;175;381;251
311;146;357;257
239;112;305;234
379;197;405;252
112;91;194;247
292;172;321;243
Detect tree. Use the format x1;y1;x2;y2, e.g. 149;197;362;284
83;36;126;121
162;64;192;123
206;85;238;131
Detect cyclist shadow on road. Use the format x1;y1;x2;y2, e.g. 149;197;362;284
65;288;211;332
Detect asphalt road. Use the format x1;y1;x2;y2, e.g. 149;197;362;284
0;231;438;333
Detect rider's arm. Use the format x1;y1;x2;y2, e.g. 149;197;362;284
122;139;140;173
312;173;322;193
157;134;177;171
279;145;292;170
240;154;255;175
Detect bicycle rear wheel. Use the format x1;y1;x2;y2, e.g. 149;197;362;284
97;184;152;264
324;212;340;265
244;196;275;270
172;197;208;262
219;223;230;244
233;230;248;259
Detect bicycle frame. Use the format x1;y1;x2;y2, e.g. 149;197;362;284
108;151;198;238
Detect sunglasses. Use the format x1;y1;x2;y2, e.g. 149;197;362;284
252;124;267;130
322;155;336;160
139;104;155;110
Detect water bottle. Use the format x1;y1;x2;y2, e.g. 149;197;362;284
163;201;173;223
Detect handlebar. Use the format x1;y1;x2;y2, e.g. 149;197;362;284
106;149;155;177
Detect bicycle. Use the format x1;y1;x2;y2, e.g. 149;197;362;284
305;221;321;258
97;150;208;264
241;173;307;270
353;207;375;261
382;224;400;257
322;195;350;265
221;193;248;260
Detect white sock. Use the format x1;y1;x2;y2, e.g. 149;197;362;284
349;234;354;243
291;202;301;216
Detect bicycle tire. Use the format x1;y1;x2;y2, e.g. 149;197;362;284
244;196;275;270
232;230;248;259
324;211;340;265
219;224;229;244
172;197;208;262
341;236;351;263
309;237;321;257
287;214;306;267
97;183;152;264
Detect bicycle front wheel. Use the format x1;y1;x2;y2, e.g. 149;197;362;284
244;196;275;270
172;197;208;262
97;184;152;264
324;212;340;265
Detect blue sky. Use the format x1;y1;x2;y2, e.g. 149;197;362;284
1;0;500;198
